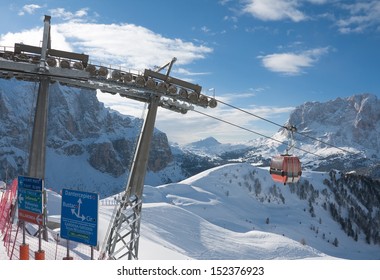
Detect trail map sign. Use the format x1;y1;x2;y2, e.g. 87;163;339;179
17;176;44;226
60;189;99;246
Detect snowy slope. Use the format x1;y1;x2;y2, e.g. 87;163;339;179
2;162;379;260
141;163;380;259
139;203;328;260
2;78;380;260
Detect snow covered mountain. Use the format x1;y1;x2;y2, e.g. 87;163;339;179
1;78;379;260
0;78;187;198
2;77;379;195
181;136;249;158
289;94;380;155
266;94;379;158
182;94;380;177
141;163;380;259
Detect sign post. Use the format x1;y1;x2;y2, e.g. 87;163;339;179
17;176;44;225
17;175;45;259
60;188;99;259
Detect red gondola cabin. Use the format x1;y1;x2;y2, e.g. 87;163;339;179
269;155;302;185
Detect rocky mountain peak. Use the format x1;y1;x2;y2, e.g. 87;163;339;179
0;78;175;195
281;93;380;155
186;137;221;149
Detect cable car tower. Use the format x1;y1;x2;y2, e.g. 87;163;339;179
0;15;217;260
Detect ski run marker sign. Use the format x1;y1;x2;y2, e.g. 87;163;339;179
60;189;99;247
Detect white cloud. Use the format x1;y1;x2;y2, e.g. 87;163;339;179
0;26;73;51
241;0;380;34
219;0;232;5
18;4;42;16
258;47;329;75
217;91;260;104
224;15;238;23
201;26;210;33
242;0;307;22
48;7;89;22
306;0;328;4
0;18;212;72
176;68;211;76
53;22;212;70
249;105;294;116
336;1;380;34
97;90;146;118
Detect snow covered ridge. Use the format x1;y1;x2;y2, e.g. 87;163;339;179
33;163;377;260
285;94;380;155
181;94;380;177
141;163;380;259
0;78;187;197
1;76;379;259
1;77;379;196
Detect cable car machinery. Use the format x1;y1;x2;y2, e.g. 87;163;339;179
0;15;217;259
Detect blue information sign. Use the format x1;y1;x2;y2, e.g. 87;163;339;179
60;189;99;246
17;176;44;225
18;176;43;192
18;188;43;214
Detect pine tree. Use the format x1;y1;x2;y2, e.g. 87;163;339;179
333;237;339;247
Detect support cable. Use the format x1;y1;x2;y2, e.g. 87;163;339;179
192;109;322;158
214;98;359;156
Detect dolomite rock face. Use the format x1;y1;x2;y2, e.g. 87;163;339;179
1;77;380;195
286;94;380;153
0;78;174;186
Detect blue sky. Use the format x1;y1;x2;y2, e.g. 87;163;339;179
1;0;379;144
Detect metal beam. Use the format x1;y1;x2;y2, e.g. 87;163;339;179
126;95;160;198
100;95;160;260
0;59;89;80
27;78;50;179
14;43;89;66
144;69;202;93
39;16;51;71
